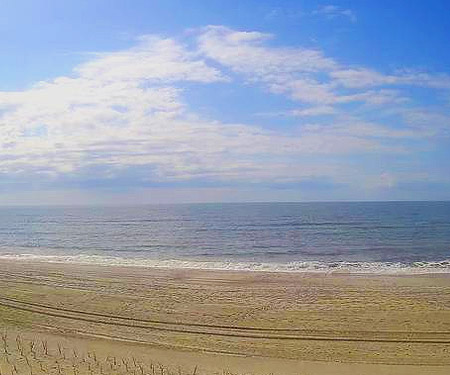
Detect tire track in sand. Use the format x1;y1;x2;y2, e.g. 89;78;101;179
1;296;449;344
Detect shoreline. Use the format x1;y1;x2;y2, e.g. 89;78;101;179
1;253;449;276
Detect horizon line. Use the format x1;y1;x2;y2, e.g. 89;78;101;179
0;199;449;208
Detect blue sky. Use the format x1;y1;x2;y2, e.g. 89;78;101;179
1;0;450;204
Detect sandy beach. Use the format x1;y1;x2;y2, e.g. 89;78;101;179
0;259;449;374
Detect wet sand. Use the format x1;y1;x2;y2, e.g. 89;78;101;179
0;259;449;374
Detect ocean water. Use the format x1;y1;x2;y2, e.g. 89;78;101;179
0;202;449;273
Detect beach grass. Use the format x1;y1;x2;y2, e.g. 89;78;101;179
0;329;205;375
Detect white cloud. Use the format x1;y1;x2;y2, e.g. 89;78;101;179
313;5;357;23
291;106;336;116
318;120;433;139
0;26;447;195
197;26;450;112
342;89;408;106
330;69;397;88
399;109;450;135
331;68;450;89
0;32;395;187
198;25;337;76
77;36;226;83
198;26;348;106
196;26;447;109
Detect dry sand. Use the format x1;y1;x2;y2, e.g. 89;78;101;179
0;259;449;374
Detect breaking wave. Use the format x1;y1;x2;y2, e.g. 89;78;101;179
0;253;449;274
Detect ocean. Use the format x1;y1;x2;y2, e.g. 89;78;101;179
0;202;449;273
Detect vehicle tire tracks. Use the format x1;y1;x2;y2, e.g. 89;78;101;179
1;296;449;344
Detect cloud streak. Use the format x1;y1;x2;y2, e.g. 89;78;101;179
197;26;450;109
313;5;357;23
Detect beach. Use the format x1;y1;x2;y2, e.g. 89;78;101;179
0;259;449;374
1;0;450;372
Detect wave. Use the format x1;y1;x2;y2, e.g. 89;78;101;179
0;253;449;274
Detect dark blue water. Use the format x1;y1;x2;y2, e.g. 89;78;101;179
0;202;449;272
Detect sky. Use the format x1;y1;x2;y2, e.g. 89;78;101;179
1;0;450;205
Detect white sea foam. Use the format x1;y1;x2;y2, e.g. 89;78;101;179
0;253;449;274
